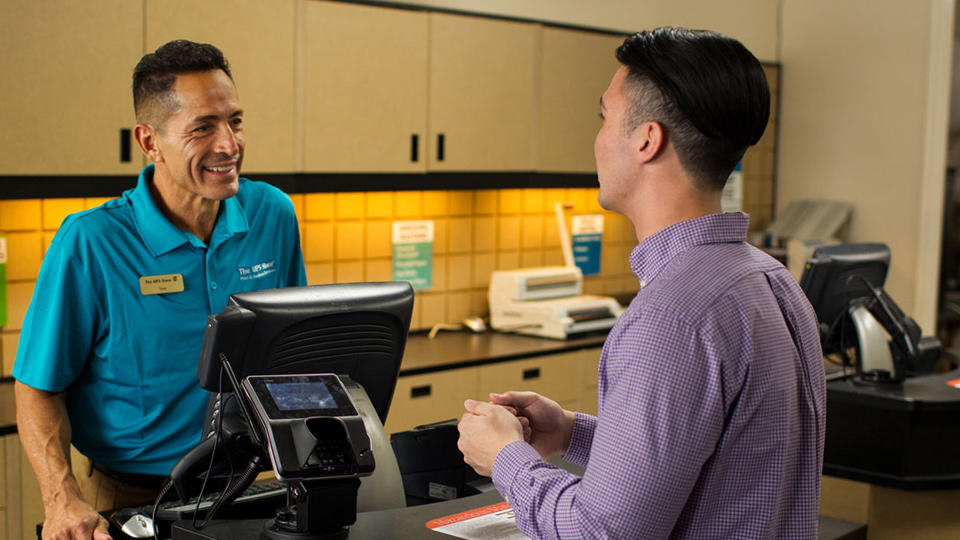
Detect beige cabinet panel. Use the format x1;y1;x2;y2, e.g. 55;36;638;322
539;28;624;173
428;13;538;171
0;1;143;175
303;1;428;173
145;0;297;173
477;352;582;405
385;367;479;435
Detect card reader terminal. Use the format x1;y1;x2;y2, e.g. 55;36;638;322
241;374;375;481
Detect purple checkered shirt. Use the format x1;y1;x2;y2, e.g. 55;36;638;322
492;212;826;539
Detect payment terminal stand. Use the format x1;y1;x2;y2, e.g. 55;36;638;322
172;373;382;540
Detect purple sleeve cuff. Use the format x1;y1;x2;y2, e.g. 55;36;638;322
491;440;543;502
561;412;597;468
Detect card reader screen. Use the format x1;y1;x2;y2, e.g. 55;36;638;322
247;374;358;419
266;381;337;411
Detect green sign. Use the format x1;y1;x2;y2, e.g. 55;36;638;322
392;221;434;290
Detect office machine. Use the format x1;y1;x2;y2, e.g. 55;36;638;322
488;266;623;339
168;282;413;540
799;243;939;382
799;244;960;489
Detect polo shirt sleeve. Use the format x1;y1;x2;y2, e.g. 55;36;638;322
12;219;103;392
490;306;727;539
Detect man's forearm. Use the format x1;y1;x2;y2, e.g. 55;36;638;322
14;381;84;508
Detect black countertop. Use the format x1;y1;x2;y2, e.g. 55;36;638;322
399;329;606;376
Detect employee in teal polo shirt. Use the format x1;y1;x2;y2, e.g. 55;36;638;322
13;40;307;540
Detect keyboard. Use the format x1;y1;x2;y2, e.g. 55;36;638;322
146;480;288;522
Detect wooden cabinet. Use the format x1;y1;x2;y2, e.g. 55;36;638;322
538;28;625;173
384;367;480;434
302;1;429;173
2;434;41;540
0;2;630;178
385;347;602;435
476;352;582;408
580;348;602;415
427;13;539;171
145;0;297;174
301;3;538;173
0;1;143;175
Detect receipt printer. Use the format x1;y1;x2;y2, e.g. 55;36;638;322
242;374;375;481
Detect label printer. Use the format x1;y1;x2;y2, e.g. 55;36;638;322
488;266;623;339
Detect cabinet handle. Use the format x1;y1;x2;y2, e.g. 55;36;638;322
119;128;131;163
436;133;445;162
411;385;432;398
410;134;419;162
522;368;541;380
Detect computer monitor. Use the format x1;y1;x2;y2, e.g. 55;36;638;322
196;281;414;425
799;242;890;353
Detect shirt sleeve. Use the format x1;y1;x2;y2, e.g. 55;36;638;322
490;306;727;539
12;220;103;391
561;412;597;468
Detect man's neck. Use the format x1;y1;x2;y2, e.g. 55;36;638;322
149;169;220;244
625;170;723;243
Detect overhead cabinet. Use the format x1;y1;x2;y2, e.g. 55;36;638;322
302;2;538;173
145;0;297;174
0;1;144;175
538;27;624;173
303;1;429;173
427;13;538;171
0;0;632;178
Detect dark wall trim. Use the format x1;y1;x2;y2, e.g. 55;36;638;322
333;0;632;38
0;172;598;199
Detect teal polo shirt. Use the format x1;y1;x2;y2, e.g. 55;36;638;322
13;165;307;475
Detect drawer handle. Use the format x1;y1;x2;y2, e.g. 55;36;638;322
410;134;419;162
436;133;445;161
522;368;540;380
119;128;131;163
411;385;432;398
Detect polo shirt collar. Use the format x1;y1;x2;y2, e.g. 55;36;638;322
130;164;250;256
629;212;749;288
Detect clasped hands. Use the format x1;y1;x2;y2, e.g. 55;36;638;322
457;391;576;477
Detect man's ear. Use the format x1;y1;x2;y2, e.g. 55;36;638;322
134;123;163;164
635;121;666;163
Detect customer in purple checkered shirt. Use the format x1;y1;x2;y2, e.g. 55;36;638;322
458;27;825;539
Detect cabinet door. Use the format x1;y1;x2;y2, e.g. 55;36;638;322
477;352;583;406
385;367;479;435
145;0;297;174
303;1;428;173
428;13;538;171
0;1;143;175
538;28;624;173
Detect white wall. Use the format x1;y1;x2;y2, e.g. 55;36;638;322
777;0;954;330
375;0;780;62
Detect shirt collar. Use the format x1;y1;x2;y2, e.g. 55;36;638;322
629;212;749;289
129;164;249;256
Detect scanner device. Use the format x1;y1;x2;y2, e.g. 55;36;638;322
242;374;374;481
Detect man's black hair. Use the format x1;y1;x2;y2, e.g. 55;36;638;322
132;40;233;125
616;27;770;191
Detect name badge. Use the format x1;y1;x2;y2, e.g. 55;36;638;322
139;273;185;295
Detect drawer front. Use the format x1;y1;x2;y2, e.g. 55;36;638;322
385;367;479;434
582;350;601;389
477;352;582;404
